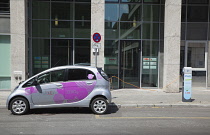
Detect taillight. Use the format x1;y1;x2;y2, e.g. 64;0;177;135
97;68;109;81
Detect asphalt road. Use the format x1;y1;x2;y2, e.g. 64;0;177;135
0;106;210;135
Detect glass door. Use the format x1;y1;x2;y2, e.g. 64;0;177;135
51;39;73;67
185;41;207;88
120;40;140;88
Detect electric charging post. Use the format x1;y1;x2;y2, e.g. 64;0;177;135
182;67;192;102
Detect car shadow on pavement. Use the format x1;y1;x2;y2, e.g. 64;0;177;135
26;103;119;115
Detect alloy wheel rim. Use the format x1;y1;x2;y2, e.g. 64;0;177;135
93;100;107;114
12;100;26;114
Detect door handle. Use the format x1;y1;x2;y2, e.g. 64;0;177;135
55;83;63;88
86;82;93;85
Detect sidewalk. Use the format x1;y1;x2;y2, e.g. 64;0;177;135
1;88;210;108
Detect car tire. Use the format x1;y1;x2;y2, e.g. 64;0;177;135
10;97;29;115
91;97;108;115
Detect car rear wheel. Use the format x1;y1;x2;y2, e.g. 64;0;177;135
91;97;108;115
10;97;29;115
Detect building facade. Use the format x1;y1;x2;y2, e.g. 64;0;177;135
1;0;210;92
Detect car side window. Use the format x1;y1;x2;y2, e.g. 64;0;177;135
22;78;36;88
37;69;65;85
68;69;96;81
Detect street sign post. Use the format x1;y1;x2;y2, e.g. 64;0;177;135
92;33;101;67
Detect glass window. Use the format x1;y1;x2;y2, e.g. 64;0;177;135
32;20;50;38
187;6;208;22
104;40;119;89
141;41;159;87
105;4;119;21
105;0;119;2
181;23;186;40
120;40;140;88
32;1;50;19
75;40;90;65
0;35;10;77
75;0;91;2
143;5;160;22
144;0;160;3
181;6;186;22
121;0;141;2
120;22;141;39
75;21;91;38
51;3;73;20
0;0;10;15
142;23;159;39
186;23;208;40
32;39;50;75
51;39;73;67
22;78;36;88
75;3;91;20
188;0;209;4
37;70;65;84
120;4;141;21
0;17;10;33
68;69;96;81
51;21;73;38
50;70;65;82
105;22;119;39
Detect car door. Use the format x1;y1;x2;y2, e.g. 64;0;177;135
31;69;65;105
59;68;97;103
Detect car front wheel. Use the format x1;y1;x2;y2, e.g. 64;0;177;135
91;97;108;115
10;97;29;115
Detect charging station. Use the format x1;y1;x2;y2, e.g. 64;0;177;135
182;67;192;102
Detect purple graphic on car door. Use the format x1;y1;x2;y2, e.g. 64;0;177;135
25;87;38;95
53;81;96;104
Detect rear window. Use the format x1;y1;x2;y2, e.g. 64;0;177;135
67;69;96;81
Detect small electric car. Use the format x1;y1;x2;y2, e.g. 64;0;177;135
6;66;111;115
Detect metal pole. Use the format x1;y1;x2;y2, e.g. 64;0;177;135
95;48;97;67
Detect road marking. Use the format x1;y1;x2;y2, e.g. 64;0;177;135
95;115;210;120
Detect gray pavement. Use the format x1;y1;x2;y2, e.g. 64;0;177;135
1;88;210;108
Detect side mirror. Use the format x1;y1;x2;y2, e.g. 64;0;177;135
34;78;39;86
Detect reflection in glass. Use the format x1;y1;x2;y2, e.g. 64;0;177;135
75;21;91;38
51;39;73;67
141;41;159;87
122;0;141;2
105;22;119;39
75;40;90;64
186;23;208;40
105;4;119;21
104;40;119;89
32;1;50;19
32;20;50;38
187;43;205;68
143;5;160;21
192;71;206;88
120;4;141;21
51;3;73;20
142;23;159;39
75;3;91;20
51;21;73;38
32;39;50;75
120;22;141;39
187;6;208;22
120;40;140;88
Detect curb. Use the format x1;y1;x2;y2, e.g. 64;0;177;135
109;103;210;108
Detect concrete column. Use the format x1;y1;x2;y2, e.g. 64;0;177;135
163;0;182;93
10;0;28;90
208;41;210;88
91;0;105;69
